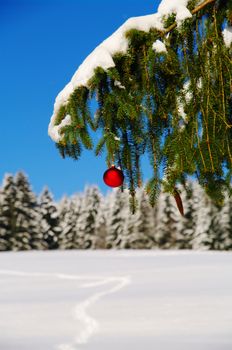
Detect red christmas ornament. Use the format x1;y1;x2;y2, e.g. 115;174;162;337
103;165;124;188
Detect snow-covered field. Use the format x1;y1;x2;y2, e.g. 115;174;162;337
0;250;232;350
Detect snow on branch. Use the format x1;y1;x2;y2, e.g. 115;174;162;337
152;39;167;53
222;26;232;48
158;0;192;27
48;0;213;142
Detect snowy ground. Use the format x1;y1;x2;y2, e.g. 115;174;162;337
0;250;232;350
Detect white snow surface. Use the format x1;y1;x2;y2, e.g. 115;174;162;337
48;0;196;142
0;250;232;350
222;26;232;48
152;39;167;53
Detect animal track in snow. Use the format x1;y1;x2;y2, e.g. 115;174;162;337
0;269;131;350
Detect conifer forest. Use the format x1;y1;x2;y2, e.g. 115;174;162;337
0;172;231;252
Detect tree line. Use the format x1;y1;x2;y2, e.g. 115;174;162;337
0;172;231;251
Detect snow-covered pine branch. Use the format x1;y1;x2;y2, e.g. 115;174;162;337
47;0;231;213
48;0;202;142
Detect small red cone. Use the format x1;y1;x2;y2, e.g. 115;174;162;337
174;189;184;216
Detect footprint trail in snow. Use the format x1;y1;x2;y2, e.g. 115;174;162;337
0;269;131;350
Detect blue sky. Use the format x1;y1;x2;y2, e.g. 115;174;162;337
0;0;160;199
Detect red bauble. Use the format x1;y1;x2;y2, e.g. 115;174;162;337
103;166;124;188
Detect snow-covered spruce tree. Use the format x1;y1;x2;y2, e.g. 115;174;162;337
0;174;16;250
192;184;213;249
0;188;3;249
48;0;232;213
228;195;232;249
155;191;180;249
175;182;196;249
206;194;232;250
58;196;72;249
125;188;157;249
39;188;62;249
58;195;82;249
95;194;107;249
12;172;44;250
57;195;69;249
105;188;129;249
122;205;137;249
75;186;101;249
